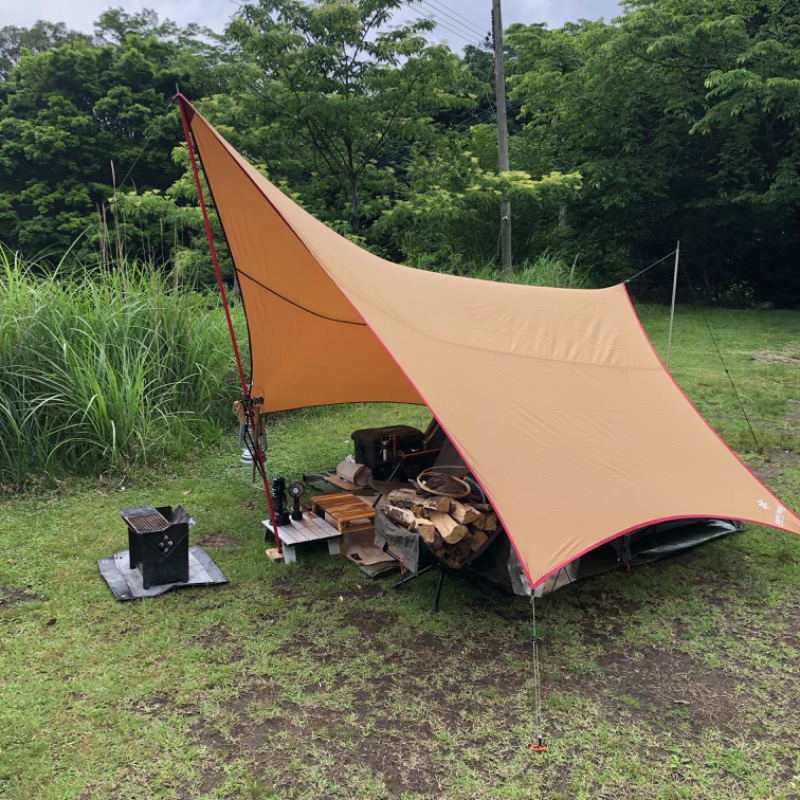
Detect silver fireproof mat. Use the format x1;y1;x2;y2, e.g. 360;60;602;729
98;546;228;601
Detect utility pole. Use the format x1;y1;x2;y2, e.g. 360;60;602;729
492;0;512;273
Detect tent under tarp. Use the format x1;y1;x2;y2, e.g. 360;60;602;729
178;96;800;589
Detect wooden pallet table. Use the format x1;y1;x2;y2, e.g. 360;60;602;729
262;513;341;564
311;492;376;554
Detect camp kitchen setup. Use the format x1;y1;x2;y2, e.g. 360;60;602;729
177;94;800;606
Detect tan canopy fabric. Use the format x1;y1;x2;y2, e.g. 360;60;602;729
180;98;800;588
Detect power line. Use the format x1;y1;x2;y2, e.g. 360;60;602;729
407;0;486;48
425;0;488;36
414;10;481;46
448;100;524;133
418;0;488;40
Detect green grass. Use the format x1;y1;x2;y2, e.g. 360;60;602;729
0;247;244;486
635;303;800;453
0;306;799;799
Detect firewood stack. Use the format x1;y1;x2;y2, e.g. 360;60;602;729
381;488;499;568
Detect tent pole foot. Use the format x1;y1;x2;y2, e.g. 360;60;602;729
390;563;435;589
432;566;446;612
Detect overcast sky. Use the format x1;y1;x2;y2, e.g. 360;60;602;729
2;0;623;49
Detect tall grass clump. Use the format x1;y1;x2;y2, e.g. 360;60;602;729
509;251;588;288
426;250;590;288
0;246;243;487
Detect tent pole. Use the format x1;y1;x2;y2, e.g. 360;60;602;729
176;95;281;552
666;241;680;372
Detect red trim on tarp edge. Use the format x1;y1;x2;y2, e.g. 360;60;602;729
532;287;800;590
176;93;281;551
172;103;587;590
175;100;800;587
287;222;539;591
622;284;800;524
176;94;248;395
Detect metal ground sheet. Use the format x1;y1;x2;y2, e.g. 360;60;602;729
98;546;228;601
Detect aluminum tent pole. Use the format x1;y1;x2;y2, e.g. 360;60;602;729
666;240;680;373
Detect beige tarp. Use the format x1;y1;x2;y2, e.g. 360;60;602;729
180;98;800;588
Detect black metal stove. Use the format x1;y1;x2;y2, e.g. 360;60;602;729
119;505;191;589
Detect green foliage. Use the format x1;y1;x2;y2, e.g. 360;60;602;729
103;170;229;284
371;131;581;268
0;20;90;80
511;251;589;288
507;1;800;298
0;246;242;486
93;7;210;43
223;0;478;234
422;250;590;288
2;1;800;294
0;14;220;262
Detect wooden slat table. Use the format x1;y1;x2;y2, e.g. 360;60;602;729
311;493;377;555
262;513;341;564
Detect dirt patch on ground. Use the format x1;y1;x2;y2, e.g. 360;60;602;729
0;586;39;606
345;608;398;637
194;627;246;664
346;580;386;600
176;557;793;796
744;343;800;366
749;448;800;483
194;531;240;549
185;685;321;797
328;716;445;797
269;575;295;598
577;647;741;732
181;614;532;796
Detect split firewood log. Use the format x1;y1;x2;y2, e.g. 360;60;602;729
384;504;415;528
384;505;437;540
428;511;467;544
467;511;487;529
449;499;481;525
444;538;473;567
415;519;438;542
387;489;450;513
469;530;488;551
455;539;472;560
479;512;498;532
420;527;444;549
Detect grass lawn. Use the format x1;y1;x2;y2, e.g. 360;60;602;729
1;307;799;799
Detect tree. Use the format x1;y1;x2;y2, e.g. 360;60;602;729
0;13;221;262
0;20;90;80
686;0;800;300
369;129;581;268
508;1;800;299
95;7;196;43
224;0;476;235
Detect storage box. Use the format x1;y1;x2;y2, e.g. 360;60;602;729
351;425;425;479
